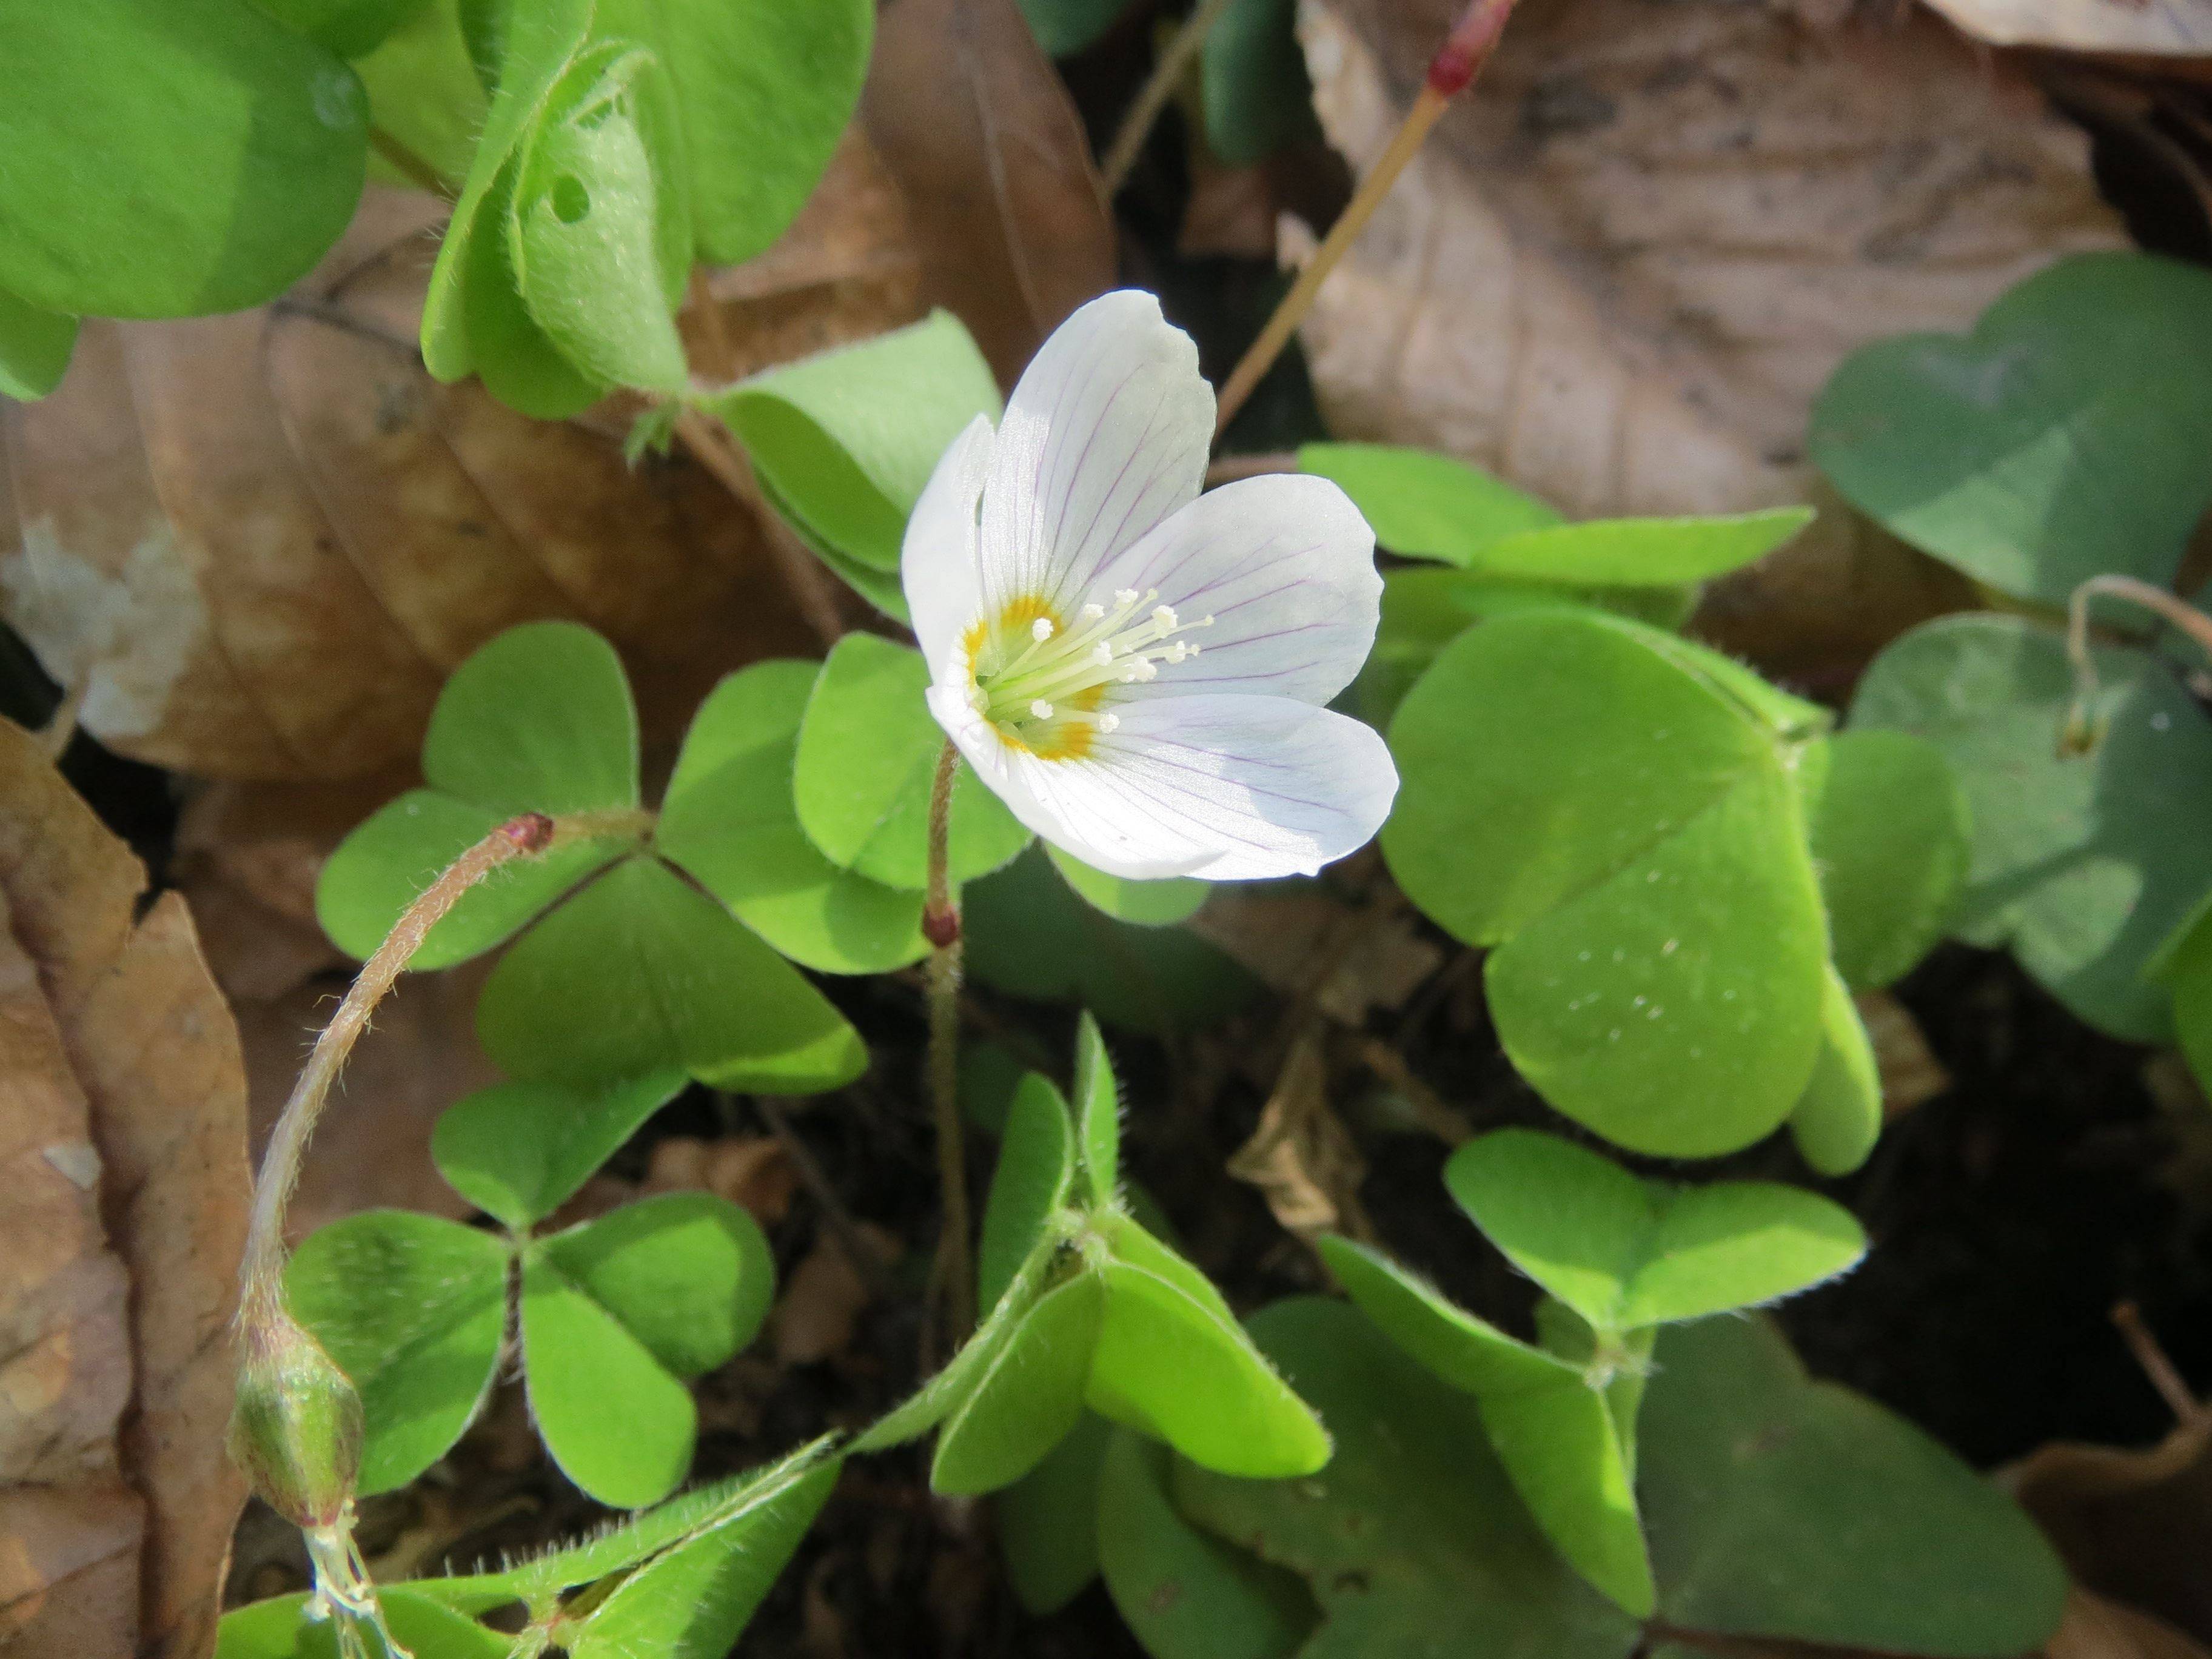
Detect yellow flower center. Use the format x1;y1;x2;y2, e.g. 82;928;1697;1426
960;588;1215;760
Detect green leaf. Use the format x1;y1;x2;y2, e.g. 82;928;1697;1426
999;1412;1112;1615
253;0;428;56
286;1211;508;1494
1801;729;1969;990
1786;966;1883;1178
657;660;927;974
0;289;76;401
1073;1013;1122;1207
507;42;690;395
1318;1238;1652;1616
854;1248;1053;1453
476;856;867;1094
1811;252;2212;608
1174;1298;1643;1659
934;1271;1108;1495
432;1070;688;1228
1463;509;1812;587
712;312;1002;575
1384;609;1829;1156
1640;1315;2068;1654
216;1588;509;1659
1048;843;1209;927
562;1456;840;1659
1298;443;1563;564
1087;1244;1330;1480
1202;0;1319;164
520;1247;695;1507
424;620;639;814
977;1073;1077;1316
2161;902;2212;1099
792;634;1032;890
1096;1429;1316;1659
1445;1129;1866;1332
965;845;1261;1035
316;790;631;969
1850;612;2212;1041
594;0;872;267
1018;0;1131;55
353;0;485;186
0;0;367;319
542;1191;774;1378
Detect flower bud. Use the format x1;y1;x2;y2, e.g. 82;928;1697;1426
227;1312;363;1529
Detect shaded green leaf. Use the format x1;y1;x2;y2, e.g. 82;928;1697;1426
1073;1012;1121;1208
254;0;429;57
1850;612;2212;1041
977;1073;1077;1316
543;1192;773;1378
0;289;76;401
1202;0;1318;164
286;1211;508;1495
1812;252;2212;608
1048;843;1209;927
431;1070;689;1228
423;620;638;814
1786;967;1883;1178
215;1588;508;1659
475;856;867;1094
0;1;367;319
793;633;1032;889
999;1412;1113;1615
657;660;927;974
1096;1429;1316;1659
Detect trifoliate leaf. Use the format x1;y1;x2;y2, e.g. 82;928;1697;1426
431;1070;689;1229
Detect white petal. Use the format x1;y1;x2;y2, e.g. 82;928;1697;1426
998;695;1397;882
1087;473;1381;707
979;291;1213;620
902;414;996;684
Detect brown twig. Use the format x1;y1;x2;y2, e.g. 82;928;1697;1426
2113;1301;2208;1429
671;409;847;650
1212;0;1519;436
1101;0;1238;195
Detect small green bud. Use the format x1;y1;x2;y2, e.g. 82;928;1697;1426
227;1310;363;1528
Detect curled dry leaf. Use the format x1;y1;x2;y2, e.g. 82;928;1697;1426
773;1221;903;1367
645;1135;800;1227
862;0;1118;384
1855;988;1951;1121
1288;0;2125;685
1191;874;1443;1025
0;717;252;1659
1228;1025;1374;1241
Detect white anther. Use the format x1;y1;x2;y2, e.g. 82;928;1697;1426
1091;643;1114;666
1096;712;1121;733
1030;699;1055;719
1114;588;1139;607
1123;660;1158;683
1031;617;1054;642
1166;642;1189;663
1080;603;1105;622
1151;605;1178;632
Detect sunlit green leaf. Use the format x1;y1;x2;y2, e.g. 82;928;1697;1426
215;1588;509;1659
1786;967;1883;1178
934;1272;1107;1495
977;1073;1076;1316
0;289;76;401
1298;443;1561;563
431;1071;686;1228
1800;729;1969;990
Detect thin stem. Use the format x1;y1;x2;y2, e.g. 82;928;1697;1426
671;409;847;651
239;813;554;1327
1212;0;1518;437
2063;574;2212;754
367;127;457;203
1101;0;1238;195
2113;1301;2207;1429
923;740;974;1345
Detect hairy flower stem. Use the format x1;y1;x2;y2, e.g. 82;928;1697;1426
1212;0;1519;437
231;812;557;1659
923;740;976;1346
2062;574;2212;754
1101;0;1238;195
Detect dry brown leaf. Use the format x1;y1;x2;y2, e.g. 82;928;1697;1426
1191;880;1443;1024
1228;1027;1373;1240
2009;1412;2212;1645
1290;0;2125;686
862;0;1118;385
773;1222;903;1367
0;717;251;1658
1854;988;1951;1119
2046;1589;2212;1659
645;1136;799;1227
0;141;955;781
1922;0;2212;56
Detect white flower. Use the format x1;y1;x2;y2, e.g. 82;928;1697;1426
901;290;1398;882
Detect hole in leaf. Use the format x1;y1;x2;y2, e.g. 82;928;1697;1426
549;175;591;225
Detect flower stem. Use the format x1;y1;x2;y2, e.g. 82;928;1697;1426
923;740;976;1345
2062;574;2212;754
1101;0;1239;196
1212;0;1519;437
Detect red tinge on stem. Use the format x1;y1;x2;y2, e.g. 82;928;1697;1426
923;904;961;950
502;811;556;854
1427;0;1514;95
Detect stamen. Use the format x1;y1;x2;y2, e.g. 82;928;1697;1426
1114;588;1139;606
1151;605;1178;634
1096;712;1120;733
1080;603;1105;622
1031;617;1055;642
1030;699;1055;719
